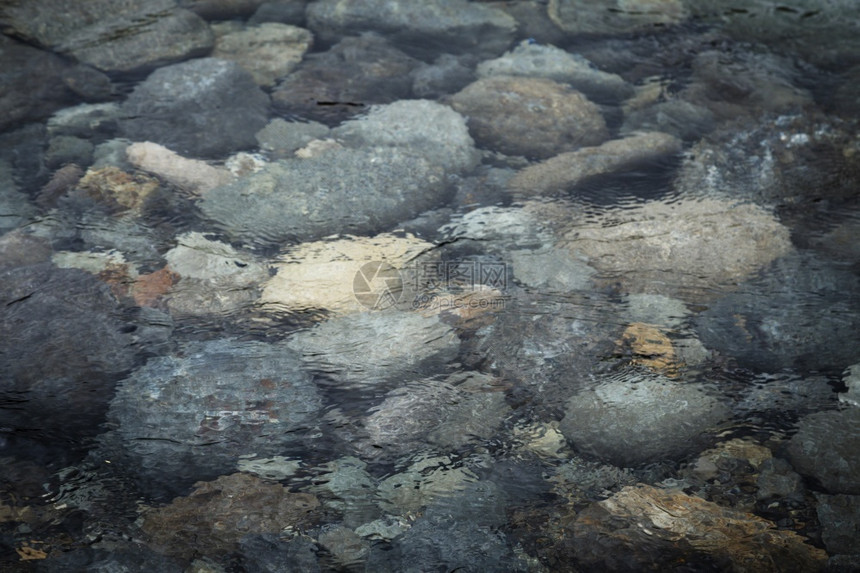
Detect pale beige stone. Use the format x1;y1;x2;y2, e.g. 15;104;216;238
126;141;234;195
261;233;433;315
212;22;312;87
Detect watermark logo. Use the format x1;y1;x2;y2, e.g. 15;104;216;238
353;261;403;310
354;260;509;311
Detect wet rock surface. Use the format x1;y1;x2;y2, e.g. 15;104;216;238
119;58;270;158
1;0;859;570
786;408;860;495
102;338;321;496
306;0;516;60
448;75;609;159
560;371;730;466
0;0;213;74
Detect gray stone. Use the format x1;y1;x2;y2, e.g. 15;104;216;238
103;339;322;495
622;99;716;141
46;103;121;139
180;0;267;19
841;364;860;408
308;456;379;527
508;131;681;196
286;310;459;387
212;22;313;87
477;40;634;103
0;35;87;132
694;253;860;373
0;160;36;233
249;1;308;26
816;493;860;556
331;99;479;173
45;135;94;170
756;458;805;501
411;54;477;99
787;408;860;495
560;371;731;466
306;0;516;60
119;58;270;158
255;118;330;159
271;34;420;124
448;76;608;159
548;0;688;36
509;246;596;292
675;113;860;209
0;264;147;442
0;0;213;74
318;526;369;568
686;0;860;69
366;514;528;573
239;534;320;573
198;146;446;245
620;293;690;329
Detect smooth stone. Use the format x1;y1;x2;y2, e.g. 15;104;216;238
448;75;608;159
477;40;634;103
786;408;860;495
306;0;516;60
814;493;860;556
558;197;793;299
212;22;312;87
255;118;330;159
103;338;322;496
126;142;234;196
286;310;459;387
560;371;730;466
508;131;681;196
548;0;688;36
119;58;269;158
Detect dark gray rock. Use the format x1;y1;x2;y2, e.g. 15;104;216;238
477;40;634;104
675;113;860;210
306;0;516;61
687;0;860;69
198;146;446;244
0;264;144;443
411;54;477;99
46;103;121;140
365;515;528;573
119;58;269;158
559;370;731;467
34;545;184;573
240;533;320;573
0;160;36;233
249;0;308;26
0;35;88;133
756;458;805;501
622;99;716;142
694;253;860;374
786;408;860;495
180;0;267;19
271;34;421;124
45;135;94;170
102;338;322;496
286;310;459;388
815;493;860;556
0;0;213;75
200;99;474;244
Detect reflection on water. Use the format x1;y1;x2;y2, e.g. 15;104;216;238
1;0;859;570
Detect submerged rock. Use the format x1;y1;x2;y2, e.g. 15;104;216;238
119;58;270;158
548;0;688;36
103;338;322;496
199;100;474;245
212;22;312;87
558;197;793;300
286;310;459;387
786;408;860;495
477;40;633;103
568;485;827;571
559;370;730;466
448;75;608;159
271;34;420;124
0;264;157;445
126;142;234;196
306;0;516;60
0;0;213;74
141;473;321;559
508;131;681;196
694;253;860;373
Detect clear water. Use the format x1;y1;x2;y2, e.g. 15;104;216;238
1;1;859;571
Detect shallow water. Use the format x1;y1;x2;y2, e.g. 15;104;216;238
1;1;859;571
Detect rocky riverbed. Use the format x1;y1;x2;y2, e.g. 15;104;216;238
1;0;859;571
